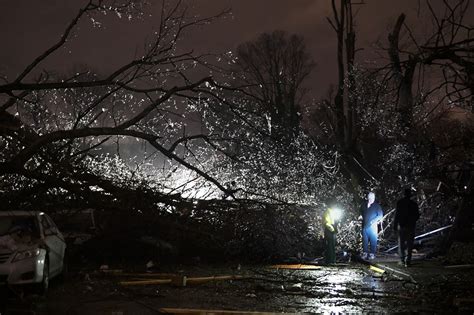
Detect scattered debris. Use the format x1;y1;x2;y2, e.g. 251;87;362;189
385;225;453;252
98;269;124;274
287;283;303;291
369;265;385;274
269;264;321;270
119;274;247;287
4;258;474;313
146;260;158;273
101;271;176;278
374;264;417;283
158;308;290;314
120;278;172;286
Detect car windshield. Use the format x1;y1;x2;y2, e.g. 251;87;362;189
0;216;40;239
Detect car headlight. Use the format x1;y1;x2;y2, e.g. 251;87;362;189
13;248;41;262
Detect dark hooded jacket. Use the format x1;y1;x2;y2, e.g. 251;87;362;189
394;196;420;228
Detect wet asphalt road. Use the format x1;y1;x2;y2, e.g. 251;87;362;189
1;258;474;314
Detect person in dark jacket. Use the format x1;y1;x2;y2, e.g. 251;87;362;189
394;188;420;267
360;192;383;259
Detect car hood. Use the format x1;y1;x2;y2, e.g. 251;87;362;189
0;234;40;252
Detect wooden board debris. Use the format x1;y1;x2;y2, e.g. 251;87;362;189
369;265;385;274
269;264;321;270
120;274;247;286
159;308;296;314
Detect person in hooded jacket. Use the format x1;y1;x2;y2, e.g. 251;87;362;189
394;188;420;267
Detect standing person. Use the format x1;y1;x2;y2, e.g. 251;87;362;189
360;192;383;260
322;206;340;265
394;188;420;267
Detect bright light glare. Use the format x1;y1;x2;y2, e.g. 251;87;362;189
165;168;220;199
331;207;343;221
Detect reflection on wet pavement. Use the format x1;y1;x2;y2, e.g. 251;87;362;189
279;266;382;313
2;260;474;314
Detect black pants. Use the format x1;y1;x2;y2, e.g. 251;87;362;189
398;225;416;263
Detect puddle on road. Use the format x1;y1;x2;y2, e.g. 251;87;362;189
295;267;371;313
260;265;399;313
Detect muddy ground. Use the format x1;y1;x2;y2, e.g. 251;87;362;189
1;253;474;314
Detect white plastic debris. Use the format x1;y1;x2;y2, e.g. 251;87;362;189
291;283;303;289
99;264;109;271
146;260;155;269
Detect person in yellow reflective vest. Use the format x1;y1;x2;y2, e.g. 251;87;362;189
322;207;340;264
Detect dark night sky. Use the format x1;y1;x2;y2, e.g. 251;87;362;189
1;0;430;98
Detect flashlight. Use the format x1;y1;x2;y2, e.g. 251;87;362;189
331;207;343;221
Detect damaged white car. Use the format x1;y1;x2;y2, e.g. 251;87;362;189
0;211;66;294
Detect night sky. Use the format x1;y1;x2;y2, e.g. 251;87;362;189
1;0;432;98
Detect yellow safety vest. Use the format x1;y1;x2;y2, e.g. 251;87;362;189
323;208;336;233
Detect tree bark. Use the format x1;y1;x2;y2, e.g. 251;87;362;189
388;13;417;130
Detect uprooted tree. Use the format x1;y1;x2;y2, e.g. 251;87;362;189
0;0;346;260
0;0;236;212
2;0;471;261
